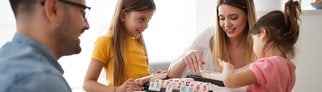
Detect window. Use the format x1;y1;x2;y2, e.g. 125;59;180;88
300;0;317;10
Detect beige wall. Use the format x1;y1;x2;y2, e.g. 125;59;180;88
294;10;322;92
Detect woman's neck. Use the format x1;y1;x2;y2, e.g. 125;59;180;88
229;36;243;48
228;37;247;69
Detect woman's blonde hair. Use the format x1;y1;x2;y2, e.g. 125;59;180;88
212;0;256;70
109;0;155;86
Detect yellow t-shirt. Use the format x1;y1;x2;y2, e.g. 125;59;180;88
91;34;150;86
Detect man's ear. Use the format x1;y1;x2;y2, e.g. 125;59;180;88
259;27;267;41
43;0;63;23
120;9;127;22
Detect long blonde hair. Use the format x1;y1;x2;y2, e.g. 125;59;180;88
213;0;256;70
109;0;155;86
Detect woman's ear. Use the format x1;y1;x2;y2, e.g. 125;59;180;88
120;9;127;22
259;27;267;41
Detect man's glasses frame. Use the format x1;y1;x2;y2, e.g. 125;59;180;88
41;0;91;21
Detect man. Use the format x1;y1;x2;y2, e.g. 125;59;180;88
0;0;90;91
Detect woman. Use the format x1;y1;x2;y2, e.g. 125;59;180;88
168;0;256;88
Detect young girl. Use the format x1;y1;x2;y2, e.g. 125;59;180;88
83;0;155;91
220;0;301;91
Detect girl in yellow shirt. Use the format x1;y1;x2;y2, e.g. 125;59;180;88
83;0;156;91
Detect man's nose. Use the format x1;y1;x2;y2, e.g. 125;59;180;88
84;20;90;30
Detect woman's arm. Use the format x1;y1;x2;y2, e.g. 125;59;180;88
83;59;115;92
168;26;215;78
168;50;204;78
168;53;190;78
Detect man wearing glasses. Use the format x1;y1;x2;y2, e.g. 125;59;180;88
0;0;90;91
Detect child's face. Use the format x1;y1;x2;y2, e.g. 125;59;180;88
122;10;155;39
252;34;265;58
218;4;248;39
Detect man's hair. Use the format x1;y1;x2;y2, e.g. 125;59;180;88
9;0;39;18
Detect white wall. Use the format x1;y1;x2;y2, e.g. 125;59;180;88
294;10;322;92
0;1;15;47
196;0;217;32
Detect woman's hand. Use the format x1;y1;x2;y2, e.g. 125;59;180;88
182;50;205;74
115;78;144;92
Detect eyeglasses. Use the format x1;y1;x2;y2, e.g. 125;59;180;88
41;0;91;21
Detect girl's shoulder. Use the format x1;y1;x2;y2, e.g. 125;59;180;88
253;56;294;68
96;34;113;43
257;56;290;63
93;35;114;50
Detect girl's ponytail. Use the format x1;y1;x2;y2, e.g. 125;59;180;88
283;0;301;59
283;0;301;45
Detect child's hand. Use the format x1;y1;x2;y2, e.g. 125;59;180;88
135;70;168;84
116;78;144;92
151;69;168;75
218;59;234;74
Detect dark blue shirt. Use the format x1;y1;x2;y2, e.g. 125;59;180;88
0;32;71;92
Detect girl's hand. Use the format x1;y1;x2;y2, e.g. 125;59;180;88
218;59;234;74
151;69;168;75
182;50;205;74
115;78;144;92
